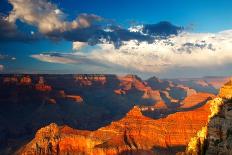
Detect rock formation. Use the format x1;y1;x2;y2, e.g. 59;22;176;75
0;74;223;154
35;77;52;92
66;95;83;103
74;74;107;86
20;76;32;85
19;102;211;155
185;79;232;155
180;93;215;109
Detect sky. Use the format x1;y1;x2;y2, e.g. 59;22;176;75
1;0;232;78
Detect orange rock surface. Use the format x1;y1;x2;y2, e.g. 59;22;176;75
66;95;83;103
218;79;232;99
35;84;52;92
153;101;168;109
35;77;52;92
19;103;211;155
74;74;107;85
180;93;215;109
20;76;32;85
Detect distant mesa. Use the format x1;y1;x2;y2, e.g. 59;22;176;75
20;76;32;85
74;74;107;85
3;76;18;84
35;77;52;92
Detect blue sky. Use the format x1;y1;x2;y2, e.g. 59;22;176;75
49;0;232;32
1;0;232;78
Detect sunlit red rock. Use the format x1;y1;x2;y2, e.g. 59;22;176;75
114;89;126;95
218;79;232;99
180;93;215;109
74;74;107;86
35;77;52;92
19;103;211;154
117;75;147;91
20;76;32;85
66;95;83;103
142;89;163;101
153;101;168;109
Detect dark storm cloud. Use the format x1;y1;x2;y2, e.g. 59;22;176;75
58;25;153;48
177;42;216;54
142;21;183;37
0;14;38;42
47;22;182;48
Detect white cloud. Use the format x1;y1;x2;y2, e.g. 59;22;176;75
74;30;232;73
7;0;101;34
30;29;232;75
73;41;87;51
30;53;104;67
31;53;77;64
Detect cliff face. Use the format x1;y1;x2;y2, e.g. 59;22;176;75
205;80;232;155
185;79;232;155
19;102;211;155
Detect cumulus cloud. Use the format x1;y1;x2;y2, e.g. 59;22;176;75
3;0;182;45
73;41;87;51
4;0;232;76
11;0;230;74
0;14;37;41
31;29;232;75
86;30;232;73
8;0;102;34
1;0;102;41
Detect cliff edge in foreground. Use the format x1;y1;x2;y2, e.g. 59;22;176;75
185;79;232;155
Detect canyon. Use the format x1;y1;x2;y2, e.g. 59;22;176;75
0;74;229;154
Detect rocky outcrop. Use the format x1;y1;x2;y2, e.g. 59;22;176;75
176;85;197;97
180;93;215;109
35;77;52;92
74;74;107;85
66;95;83;103
19;102;211;155
218;79;232;99
185;79;232;155
20;76;32;85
